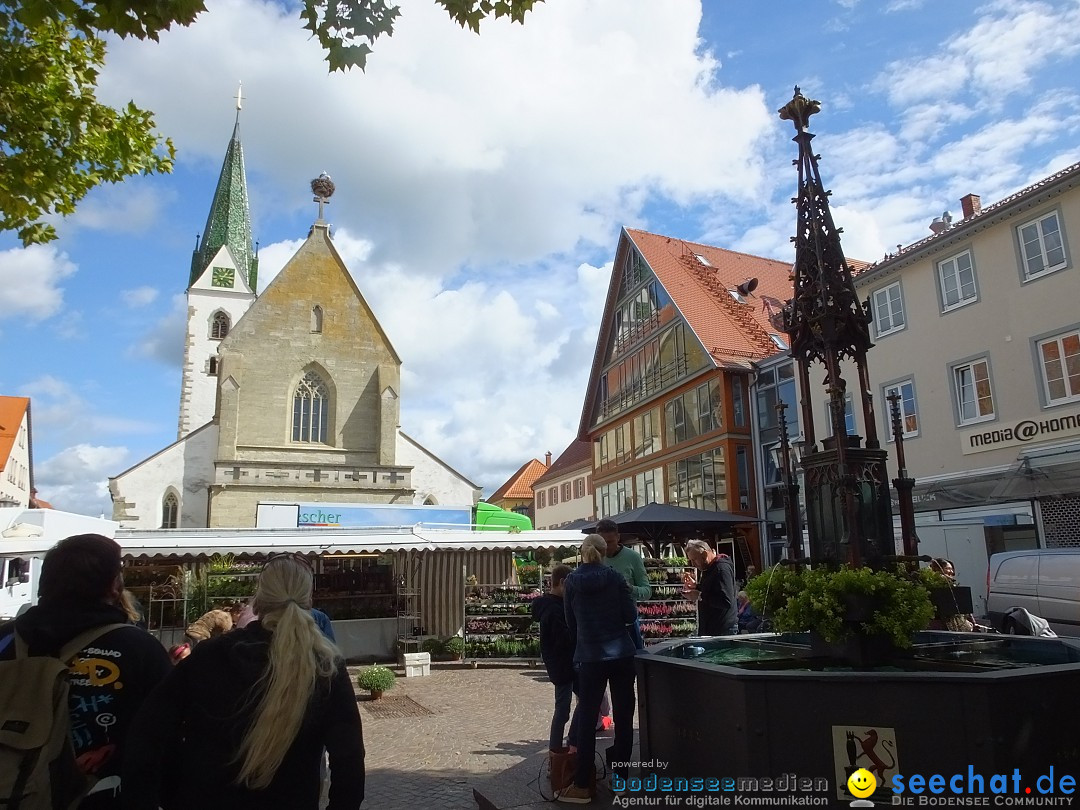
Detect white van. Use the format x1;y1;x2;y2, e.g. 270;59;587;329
986;549;1080;636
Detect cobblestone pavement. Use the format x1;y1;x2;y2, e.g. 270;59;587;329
340;664;570;810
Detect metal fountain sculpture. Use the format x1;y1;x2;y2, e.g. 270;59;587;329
775;86;916;567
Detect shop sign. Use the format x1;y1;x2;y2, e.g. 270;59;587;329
960;410;1080;455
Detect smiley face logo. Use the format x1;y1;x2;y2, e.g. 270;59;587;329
847;768;876;798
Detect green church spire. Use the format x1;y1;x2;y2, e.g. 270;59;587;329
189;100;257;290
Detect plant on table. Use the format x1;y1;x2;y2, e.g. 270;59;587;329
356;664;397;696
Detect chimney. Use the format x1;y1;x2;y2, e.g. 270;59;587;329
960;194;981;219
545;451;552;466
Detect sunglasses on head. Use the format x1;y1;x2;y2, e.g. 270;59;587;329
265;551;313;571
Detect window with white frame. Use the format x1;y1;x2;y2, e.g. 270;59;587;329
1018;212;1067;281
549;486;558;506
825;392;857;437
883;380;918;439
1038;330;1080;405
938;250;977;311
574;477;585;499
562;482;572;502
872;282;905;336
537;490;545;509
953;358;995;424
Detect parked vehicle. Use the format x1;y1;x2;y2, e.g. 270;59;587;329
986;549;1080;636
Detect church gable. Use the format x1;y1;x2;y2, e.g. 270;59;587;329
215;226;401;462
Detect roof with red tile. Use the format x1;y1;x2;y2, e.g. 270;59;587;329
624;229;794;363
0;396;30;476
578;229;795;438
487;458;549;501
534;439;591;486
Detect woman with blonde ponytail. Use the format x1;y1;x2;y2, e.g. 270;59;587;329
121;555;365;809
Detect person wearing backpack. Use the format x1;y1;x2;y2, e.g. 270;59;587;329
0;533;172;809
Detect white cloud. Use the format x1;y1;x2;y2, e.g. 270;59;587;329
0;245;77;321
19;376;160;445
121;286;160;307
34;444;130;517
876;1;1080;108
98;0;774;274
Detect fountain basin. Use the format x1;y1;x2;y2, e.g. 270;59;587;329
636;632;1080;801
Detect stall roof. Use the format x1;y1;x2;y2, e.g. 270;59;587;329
105;526;587;559
0;522;587;559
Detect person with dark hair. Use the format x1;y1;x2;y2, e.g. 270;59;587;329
121;554;365;809
0;534;172;809
532;564;579;756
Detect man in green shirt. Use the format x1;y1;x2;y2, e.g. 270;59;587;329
597;518;650;649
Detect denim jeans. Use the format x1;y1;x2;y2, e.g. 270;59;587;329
549;680;580;751
573;657;636;788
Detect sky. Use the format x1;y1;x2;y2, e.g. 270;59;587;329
3;0;1080;517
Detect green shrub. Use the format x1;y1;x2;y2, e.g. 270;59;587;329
356;664;397;693
444;636;465;658
747;565;935;648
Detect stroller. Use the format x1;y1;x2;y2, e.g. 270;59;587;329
1000;606;1057;638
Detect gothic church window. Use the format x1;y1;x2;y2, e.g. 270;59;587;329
312;305;323;333
292;370;330;443
162;491;179;529
211;311;230;340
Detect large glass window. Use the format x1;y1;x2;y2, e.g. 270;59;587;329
1018;212;1066;280
872;282;905;336
666;448;726;511
735;446;751;511
756;363;797;432
938;250;978;311
292;370;330;443
664;379;722;447
632;408;661;458
953;358;995;424
1038;330;1080;405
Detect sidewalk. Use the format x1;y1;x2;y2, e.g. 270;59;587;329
341;664;629;809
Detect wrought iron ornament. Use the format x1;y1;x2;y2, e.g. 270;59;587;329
779;88;893;568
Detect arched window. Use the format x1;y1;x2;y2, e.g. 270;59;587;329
211;311;230;340
208;357;219;375
311;305;323;333
292;370;330;443
161;492;179;529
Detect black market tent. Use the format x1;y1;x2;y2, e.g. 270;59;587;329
577;503;765;558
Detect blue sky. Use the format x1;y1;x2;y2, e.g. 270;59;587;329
2;0;1079;516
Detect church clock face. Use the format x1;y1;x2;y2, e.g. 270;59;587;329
212;267;235;288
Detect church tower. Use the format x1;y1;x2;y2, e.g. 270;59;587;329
177;89;258;439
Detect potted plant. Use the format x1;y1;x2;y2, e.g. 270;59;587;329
746;564;937;666
444;635;465;661
356;664;397;699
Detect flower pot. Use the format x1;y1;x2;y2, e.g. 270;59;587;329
370;689;383;699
